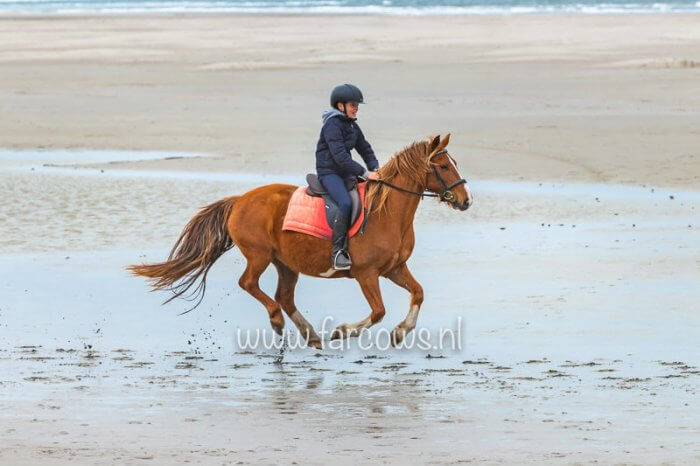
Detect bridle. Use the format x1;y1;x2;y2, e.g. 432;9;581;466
372;149;467;204
428;149;468;203
359;149;467;234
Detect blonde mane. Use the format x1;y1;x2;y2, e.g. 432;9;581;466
365;139;432;216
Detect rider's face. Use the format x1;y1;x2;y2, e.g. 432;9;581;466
338;101;359;119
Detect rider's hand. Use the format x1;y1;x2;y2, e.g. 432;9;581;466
367;171;380;181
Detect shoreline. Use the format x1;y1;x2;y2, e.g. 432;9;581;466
2;11;700;17
5;148;699;195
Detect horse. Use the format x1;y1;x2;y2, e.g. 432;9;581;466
128;133;472;349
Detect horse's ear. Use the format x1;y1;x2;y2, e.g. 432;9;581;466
438;133;451;150
428;135;441;154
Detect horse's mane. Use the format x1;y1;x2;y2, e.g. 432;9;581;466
366;139;432;216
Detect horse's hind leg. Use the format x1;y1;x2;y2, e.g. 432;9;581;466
273;260;322;349
238;253;285;335
384;263;424;346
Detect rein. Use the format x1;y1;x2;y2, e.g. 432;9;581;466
370;149;467;202
375;179;439;199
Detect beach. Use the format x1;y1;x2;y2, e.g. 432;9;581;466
2;14;700;187
1;14;699;464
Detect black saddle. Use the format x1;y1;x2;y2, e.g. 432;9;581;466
306;174;362;227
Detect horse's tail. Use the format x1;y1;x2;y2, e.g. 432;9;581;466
128;195;239;311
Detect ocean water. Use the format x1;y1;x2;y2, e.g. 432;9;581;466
1;0;699;14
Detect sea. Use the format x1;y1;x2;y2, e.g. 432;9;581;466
1;0;699;14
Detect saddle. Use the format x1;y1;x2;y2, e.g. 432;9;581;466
282;176;367;241
305;174;362;227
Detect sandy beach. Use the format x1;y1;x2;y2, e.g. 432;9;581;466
1;14;699;187
1;14;699;464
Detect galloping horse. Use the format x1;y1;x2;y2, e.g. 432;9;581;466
129;134;472;348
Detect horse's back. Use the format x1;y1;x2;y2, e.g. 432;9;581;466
227;183;296;245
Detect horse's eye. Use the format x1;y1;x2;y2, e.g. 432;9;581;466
440;165;449;170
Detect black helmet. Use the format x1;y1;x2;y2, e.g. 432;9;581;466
330;83;364;109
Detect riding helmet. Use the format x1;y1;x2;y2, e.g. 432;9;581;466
330;83;365;109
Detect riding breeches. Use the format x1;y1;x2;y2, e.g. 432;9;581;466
318;173;352;221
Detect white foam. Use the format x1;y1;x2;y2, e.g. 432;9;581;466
1;1;699;14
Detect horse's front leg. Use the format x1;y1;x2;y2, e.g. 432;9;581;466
384;263;424;346
330;271;385;340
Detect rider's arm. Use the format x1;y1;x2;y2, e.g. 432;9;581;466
323;119;366;177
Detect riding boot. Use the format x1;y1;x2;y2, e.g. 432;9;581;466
331;211;352;270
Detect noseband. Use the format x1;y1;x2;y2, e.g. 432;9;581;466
373;149;467;204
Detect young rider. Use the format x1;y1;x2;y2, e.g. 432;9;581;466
315;83;380;270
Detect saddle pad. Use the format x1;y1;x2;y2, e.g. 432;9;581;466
282;182;367;241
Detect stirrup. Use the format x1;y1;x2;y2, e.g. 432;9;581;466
332;250;352;271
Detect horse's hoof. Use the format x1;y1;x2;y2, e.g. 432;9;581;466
330;326;346;341
271;321;284;336
391;327;406;347
307;338;323;350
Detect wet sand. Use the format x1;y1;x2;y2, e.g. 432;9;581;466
1;151;699;464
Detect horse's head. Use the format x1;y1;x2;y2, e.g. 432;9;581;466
424;134;473;211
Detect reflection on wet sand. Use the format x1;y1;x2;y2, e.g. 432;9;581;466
1;337;699;463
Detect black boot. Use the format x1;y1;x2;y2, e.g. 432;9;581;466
331;211;352;270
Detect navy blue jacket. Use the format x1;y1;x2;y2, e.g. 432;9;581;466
315;109;379;178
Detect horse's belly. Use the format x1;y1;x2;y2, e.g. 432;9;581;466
277;231;337;276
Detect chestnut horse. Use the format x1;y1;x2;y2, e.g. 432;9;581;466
129;134;472;348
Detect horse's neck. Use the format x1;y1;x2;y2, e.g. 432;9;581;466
381;173;423;234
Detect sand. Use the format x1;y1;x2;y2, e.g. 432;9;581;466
1;14;699;465
1;14;699;187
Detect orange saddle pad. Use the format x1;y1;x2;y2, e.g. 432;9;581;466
282;182;367;241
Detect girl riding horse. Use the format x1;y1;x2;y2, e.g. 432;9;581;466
129;132;472;348
315;83;380;270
